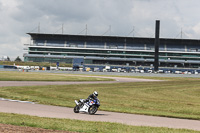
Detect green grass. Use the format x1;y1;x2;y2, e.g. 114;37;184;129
0;112;198;133
0;61;72;67
0;75;200;120
0;71;113;81
0;72;200;132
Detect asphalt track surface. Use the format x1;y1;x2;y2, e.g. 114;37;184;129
0;75;161;87
0;76;200;131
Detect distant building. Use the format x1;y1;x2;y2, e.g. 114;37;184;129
24;33;200;68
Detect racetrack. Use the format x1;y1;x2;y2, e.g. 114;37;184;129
0;76;161;87
0;76;200;131
0;100;200;131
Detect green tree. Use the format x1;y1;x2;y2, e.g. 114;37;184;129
15;56;22;62
7;56;10;61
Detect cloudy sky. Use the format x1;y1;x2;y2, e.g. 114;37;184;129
1;0;200;60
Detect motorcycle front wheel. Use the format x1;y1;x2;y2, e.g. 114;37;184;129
88;105;98;115
74;105;80;113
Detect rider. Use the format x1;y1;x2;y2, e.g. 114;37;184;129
84;91;98;103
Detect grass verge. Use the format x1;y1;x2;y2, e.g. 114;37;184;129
0;61;72;67
0;71;113;81
0;112;199;133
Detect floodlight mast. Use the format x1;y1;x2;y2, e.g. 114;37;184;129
154;20;160;72
38;22;40;33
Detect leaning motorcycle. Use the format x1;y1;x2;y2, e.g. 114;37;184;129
74;98;100;115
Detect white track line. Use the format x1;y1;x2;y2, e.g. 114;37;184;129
0;98;35;104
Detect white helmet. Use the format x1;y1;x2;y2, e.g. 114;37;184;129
93;91;98;97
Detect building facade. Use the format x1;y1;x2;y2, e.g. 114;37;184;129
24;33;200;68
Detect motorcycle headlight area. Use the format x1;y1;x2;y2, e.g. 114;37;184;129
89;101;93;105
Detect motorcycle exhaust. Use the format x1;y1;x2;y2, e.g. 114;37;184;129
75;100;79;105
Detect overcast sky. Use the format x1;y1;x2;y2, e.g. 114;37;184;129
1;0;200;60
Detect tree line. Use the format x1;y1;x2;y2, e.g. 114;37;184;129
1;56;22;62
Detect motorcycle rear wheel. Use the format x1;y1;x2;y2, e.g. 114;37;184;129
74;105;80;113
88;105;98;115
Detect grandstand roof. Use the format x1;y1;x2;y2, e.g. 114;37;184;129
27;33;200;45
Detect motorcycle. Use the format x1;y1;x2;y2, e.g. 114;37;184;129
74;98;100;115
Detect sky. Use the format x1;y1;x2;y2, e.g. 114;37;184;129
1;0;200;60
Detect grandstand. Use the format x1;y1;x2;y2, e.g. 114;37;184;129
24;33;200;70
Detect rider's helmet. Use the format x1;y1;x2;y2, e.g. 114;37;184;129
93;91;98;98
